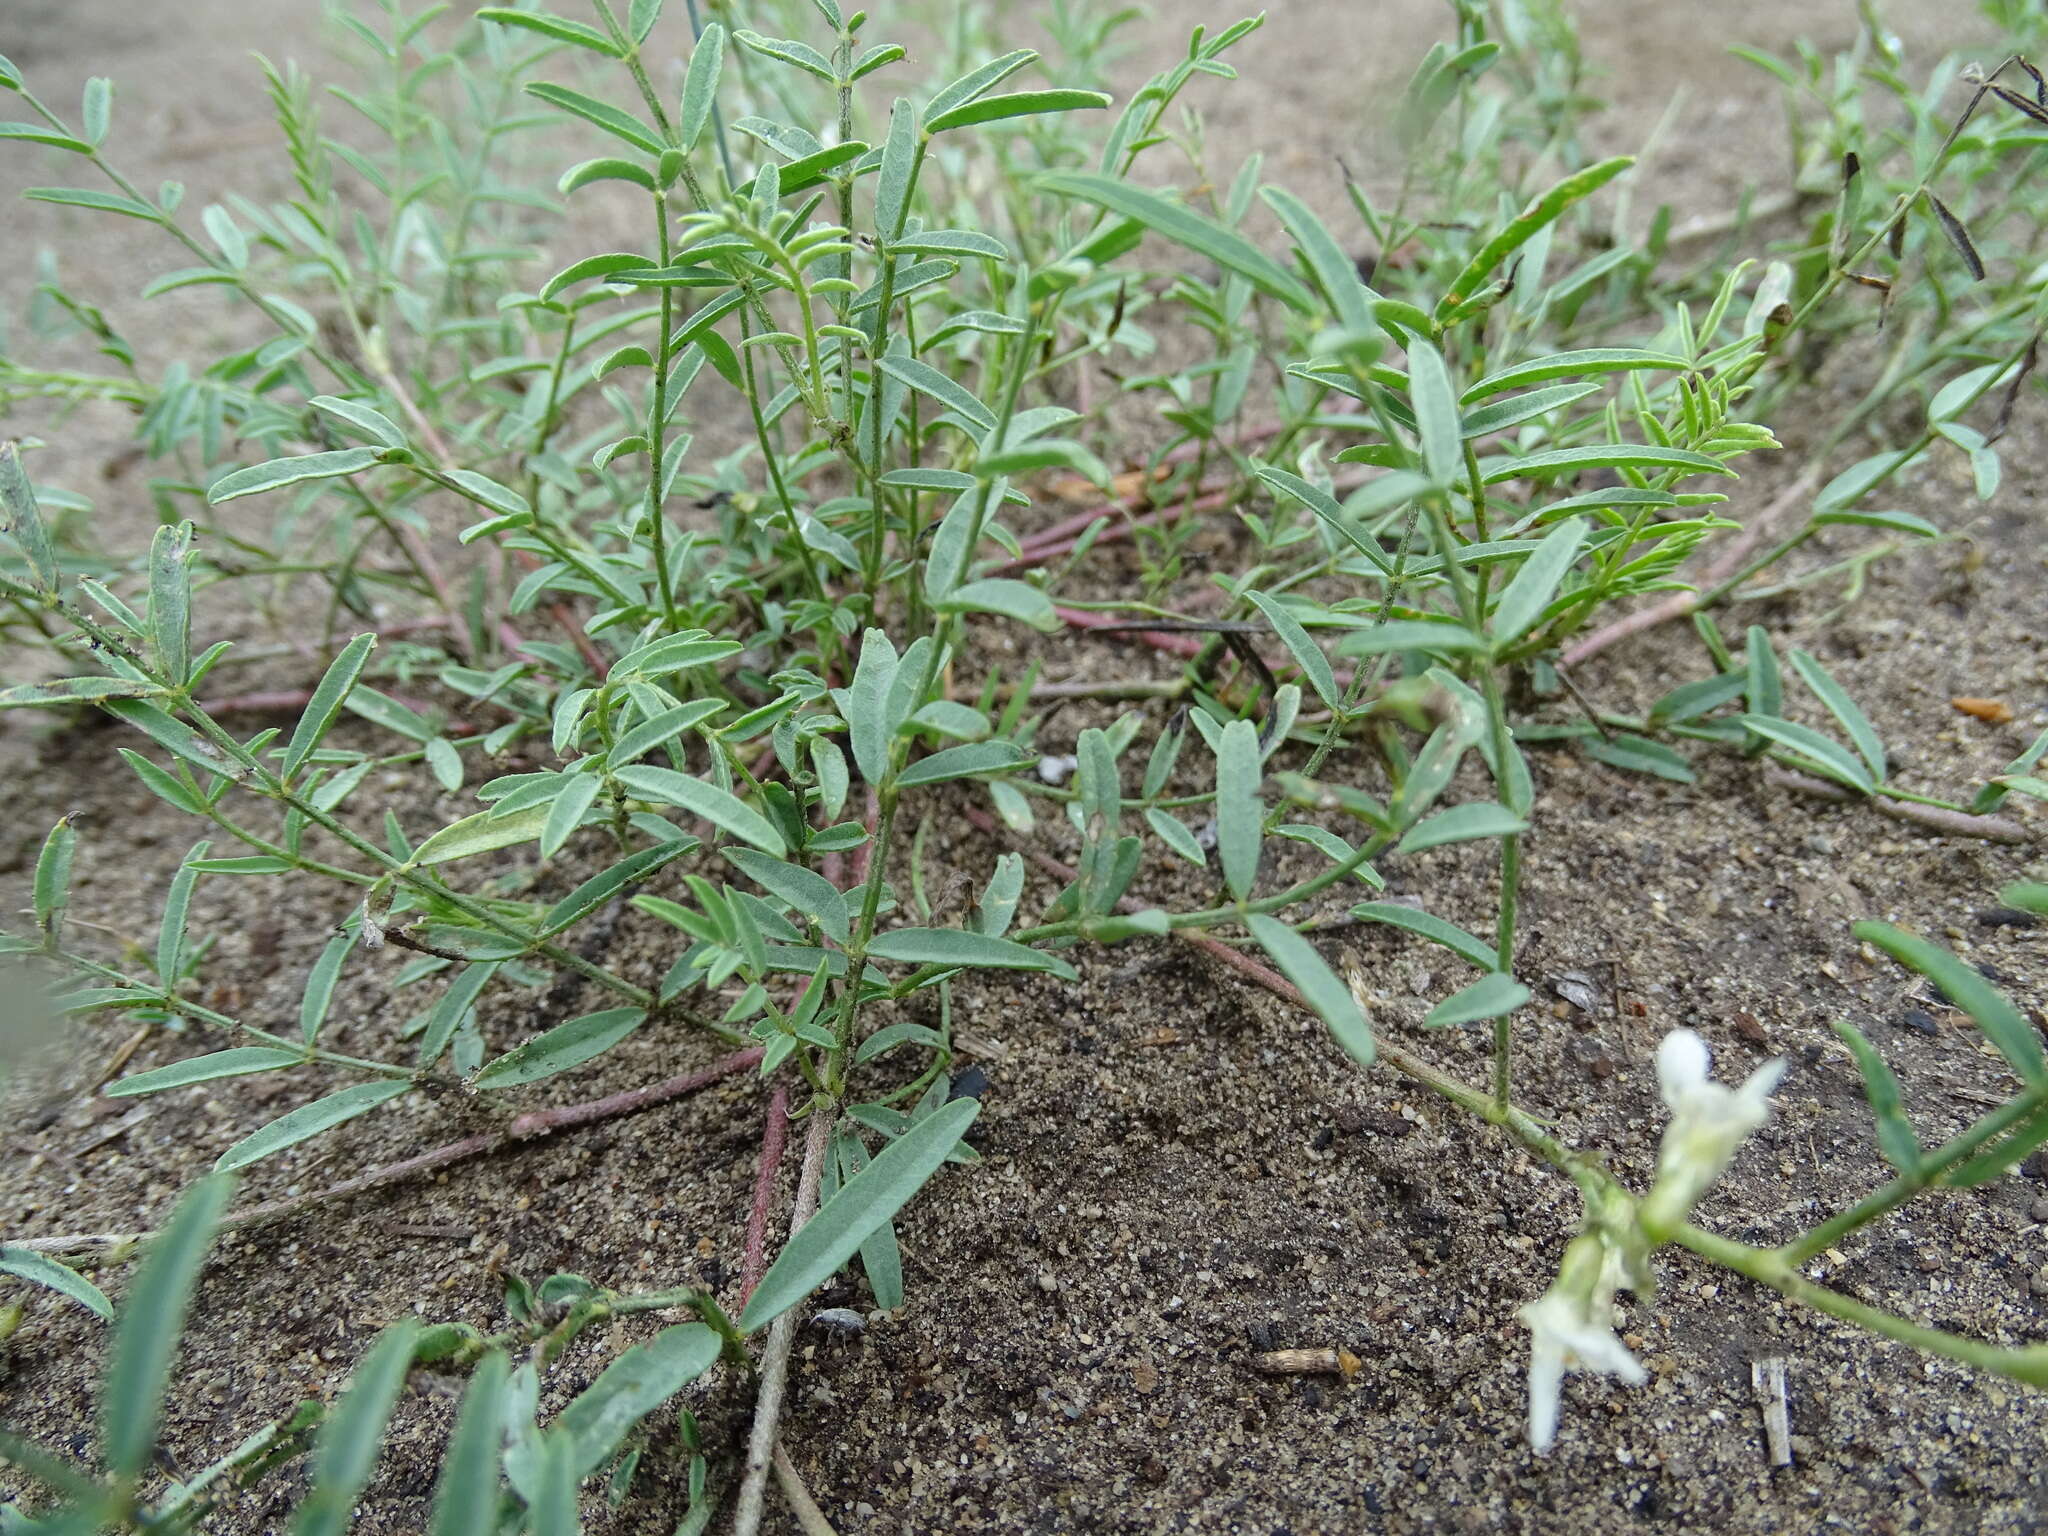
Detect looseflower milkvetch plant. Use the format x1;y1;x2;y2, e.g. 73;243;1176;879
3;0;2047;1526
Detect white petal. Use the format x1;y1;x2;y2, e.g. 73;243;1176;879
1656;1028;1711;1111
1527;1343;1564;1453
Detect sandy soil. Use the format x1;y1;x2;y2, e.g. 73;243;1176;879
3;2;2045;1533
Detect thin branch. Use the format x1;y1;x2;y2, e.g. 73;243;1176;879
1764;766;2033;843
1561;466;1823;668
10;1047;765;1259
734;1105;835;1536
741;1081;792;1306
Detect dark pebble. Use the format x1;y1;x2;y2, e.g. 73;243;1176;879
1312;1126;1335;1152
1975;908;2039;929
1900;1007;1939;1036
949;1064;991;1101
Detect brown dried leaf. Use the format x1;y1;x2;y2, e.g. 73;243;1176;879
1952;696;2015;724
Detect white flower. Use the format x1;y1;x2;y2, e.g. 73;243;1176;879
1519;1233;1647;1454
1640;1028;1785;1239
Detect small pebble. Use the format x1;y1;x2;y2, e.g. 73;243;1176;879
2028;1197;2048;1224
1917;1250;1945;1274
1731;1012;1767;1045
1899;1007;1939;1037
1037;1271;1058;1293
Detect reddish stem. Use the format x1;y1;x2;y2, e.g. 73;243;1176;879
15;1046;766;1257
740;1080;791;1306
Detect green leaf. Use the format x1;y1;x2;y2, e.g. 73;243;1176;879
866;927;1063;972
1426;971;1531;1027
1483;445;1729;485
740;1099;979;1332
1215;719;1263;902
1831;1022;1920;1173
300;931;352;1045
935;578;1058;631
104;1174;234;1477
284;634;376;782
895;740;1028;788
680;22;725;151
308;395;405;450
214;1081;413;1172
32;816;74;940
614;766;786;854
472;1008;647;1089
443;469;530;519
1396;801;1526;855
105;1046;303;1098
1489;515;1585;647
1854;922;2045;1085
1460;383;1602;439
877;355;995;435
23;186;157;219
1260;185;1375;330
836;1132;904;1309
539;251;656;302
1738;714;1874;794
1583;733;1696;783
891;228;1009;260
524;81;664;156
0;122;93;152
1038;171;1315;312
1949;1104;2048;1188
81;77;111;144
559;156;657;195
725;847;848;945
1246;914;1373;1067
1252;464;1400;578
429;1350;508;1536
925;88;1109;134
0;676;164;710
1789;650;1885;784
476;8;622;55
1405;340;1463;487
1333;620;1487;657
1462;349;1689;402
926;50;1036;121
209;449;381;504
1437;156;1633;318
541;842;694;935
1352;901;1497;970
0;1246;112;1321
407;801;553;867
292;1319;421;1536
1812;508;1938;538
540;774;602;861
1;440;62;591
555;1324;721;1479
418;963;499;1069
875;96;918;238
